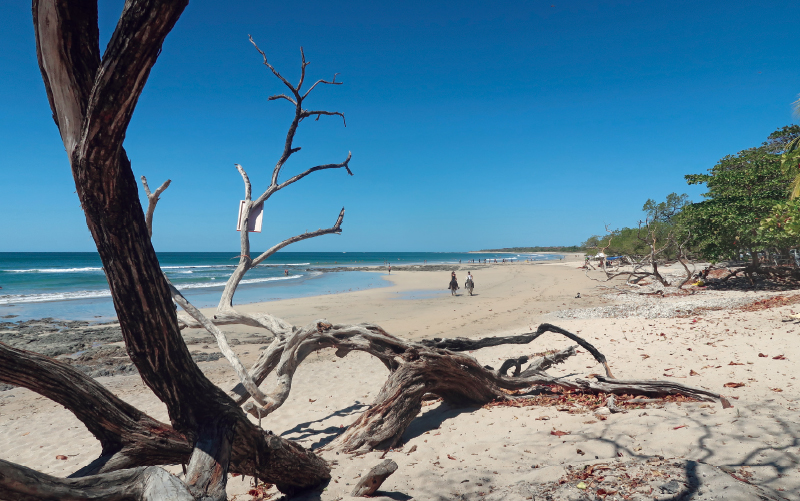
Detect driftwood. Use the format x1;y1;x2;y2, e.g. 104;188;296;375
219;320;731;454
351;459;398;497
585;223;695;289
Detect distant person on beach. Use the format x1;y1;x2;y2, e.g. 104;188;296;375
284;269;289;276
388;264;391;274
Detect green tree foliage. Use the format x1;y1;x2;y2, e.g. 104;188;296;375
642;193;689;223
582;193;688;259
759;198;800;243
682;126;798;261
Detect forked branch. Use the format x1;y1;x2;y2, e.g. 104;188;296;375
141;176;171;238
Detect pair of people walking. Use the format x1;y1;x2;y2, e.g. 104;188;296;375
449;271;474;296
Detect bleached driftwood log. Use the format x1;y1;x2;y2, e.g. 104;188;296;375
351;459;398;497
223;321;731;453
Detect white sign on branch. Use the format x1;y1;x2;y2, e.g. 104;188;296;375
236;200;264;233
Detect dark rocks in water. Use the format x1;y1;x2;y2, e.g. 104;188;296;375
0;317;263;384
1;315;17;319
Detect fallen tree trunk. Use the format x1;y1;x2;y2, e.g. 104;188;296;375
0;460;194;501
221;320;730;453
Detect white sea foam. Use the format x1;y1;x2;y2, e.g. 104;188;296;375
160;275;303;290
160;265;234;269
0;290;112;304
257;263;311;267
0;275;304;304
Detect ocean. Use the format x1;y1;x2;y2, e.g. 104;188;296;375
0;251;561;321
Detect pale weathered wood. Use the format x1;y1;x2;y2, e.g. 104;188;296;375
0;460;194;501
351;459;398;497
421;323;615;378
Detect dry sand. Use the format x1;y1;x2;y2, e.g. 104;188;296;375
1;253;799;500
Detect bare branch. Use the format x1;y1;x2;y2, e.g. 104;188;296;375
167;279;271;410
140;176;171;238
300;109;347;126
303;73;342;100
296;47;309;91
248;35;296;96
251;208;345;267
268;93;297;105
234;164;252;201
265;151;353;198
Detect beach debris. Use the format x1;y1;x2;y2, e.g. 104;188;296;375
724;382;745;388
351;459;398;497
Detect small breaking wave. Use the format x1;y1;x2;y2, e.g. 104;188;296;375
0;290;112;304
4;267;104;273
0;275;304;304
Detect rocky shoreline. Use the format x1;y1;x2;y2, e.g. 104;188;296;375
0;318;273;390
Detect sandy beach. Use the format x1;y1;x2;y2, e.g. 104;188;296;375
2;254;799;500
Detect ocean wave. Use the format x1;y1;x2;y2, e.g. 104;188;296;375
4;267;103;273
240;275;302;284
161;265;236;269
0;290;112;304
5;264;240;274
168;275;303;290
0;275;304;304
257;263;311;267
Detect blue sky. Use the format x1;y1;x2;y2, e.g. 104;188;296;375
1;1;799;252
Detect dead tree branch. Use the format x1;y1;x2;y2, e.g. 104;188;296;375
0;460;195;501
140;176;171;238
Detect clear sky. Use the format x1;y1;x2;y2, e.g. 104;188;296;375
1;1;799;252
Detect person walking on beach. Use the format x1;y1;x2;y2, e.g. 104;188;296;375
388;264;391;274
448;271;459;296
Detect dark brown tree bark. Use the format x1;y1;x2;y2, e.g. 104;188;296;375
0;0;332;498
